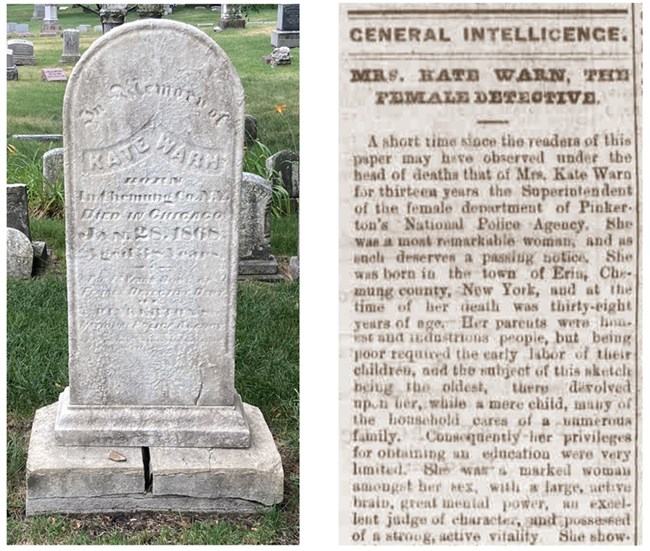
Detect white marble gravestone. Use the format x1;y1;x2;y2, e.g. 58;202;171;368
40;4;61;35
60;29;81;63
26;18;283;515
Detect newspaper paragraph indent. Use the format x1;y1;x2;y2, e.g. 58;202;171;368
339;3;641;545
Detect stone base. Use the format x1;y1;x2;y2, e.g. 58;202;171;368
220;18;245;29
238;257;284;281
271;30;299;48
60;54;81;64
54;387;251;448
14;56;36;66
27;402;283;515
40;21;61;34
7;67;18;80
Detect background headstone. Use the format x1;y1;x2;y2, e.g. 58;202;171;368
137;4;164;19
77;24;90;33
40;4;61;35
271;4;299;48
7;22;18;33
266;149;299;199
238;173;281;280
220;4;245;28
94;25;103;33
99;4;129;34
7;184;31;239
7;49;18;80
32;5;45;20
8;39;36;65
60;29;81;63
16;23;30;34
7;228;34;279
42;147;64;187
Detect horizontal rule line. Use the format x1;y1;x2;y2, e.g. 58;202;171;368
346;54;630;60
347;9;629;16
478;120;509;124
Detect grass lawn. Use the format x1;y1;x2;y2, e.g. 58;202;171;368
7;4;299;545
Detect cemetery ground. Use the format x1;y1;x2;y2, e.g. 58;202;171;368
7;5;299;545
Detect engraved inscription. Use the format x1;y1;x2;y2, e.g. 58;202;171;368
109;78;230;126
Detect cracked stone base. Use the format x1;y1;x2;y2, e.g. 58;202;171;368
54;387;251;448
27;403;283;515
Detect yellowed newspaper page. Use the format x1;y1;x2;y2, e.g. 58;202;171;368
340;3;641;545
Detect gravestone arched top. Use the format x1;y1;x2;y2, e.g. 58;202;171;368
64;19;244;150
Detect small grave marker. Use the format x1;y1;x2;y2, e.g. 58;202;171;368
41;67;66;81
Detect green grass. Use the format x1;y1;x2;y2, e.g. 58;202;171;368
7;4;299;544
272;212;299;256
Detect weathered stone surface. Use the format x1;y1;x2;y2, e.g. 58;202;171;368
220;4;245;28
137;4;165;19
238;173;280;280
27;403;144;515
16;24;30;34
99;4;129;33
61;29;81;63
27;404;144;503
238;259;283;281
40;4;61;35
26;403;282;515
7;228;34;279
7;49;18;80
266;149;299;198
290;256;299;280
267;46;292;67
7;183;31;239
28;495;263;515
271;30;299;49
239;172;272;260
42;147;64;186
54;388;250;448
56;19;249;447
8;39;36;65
151;405;283;506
